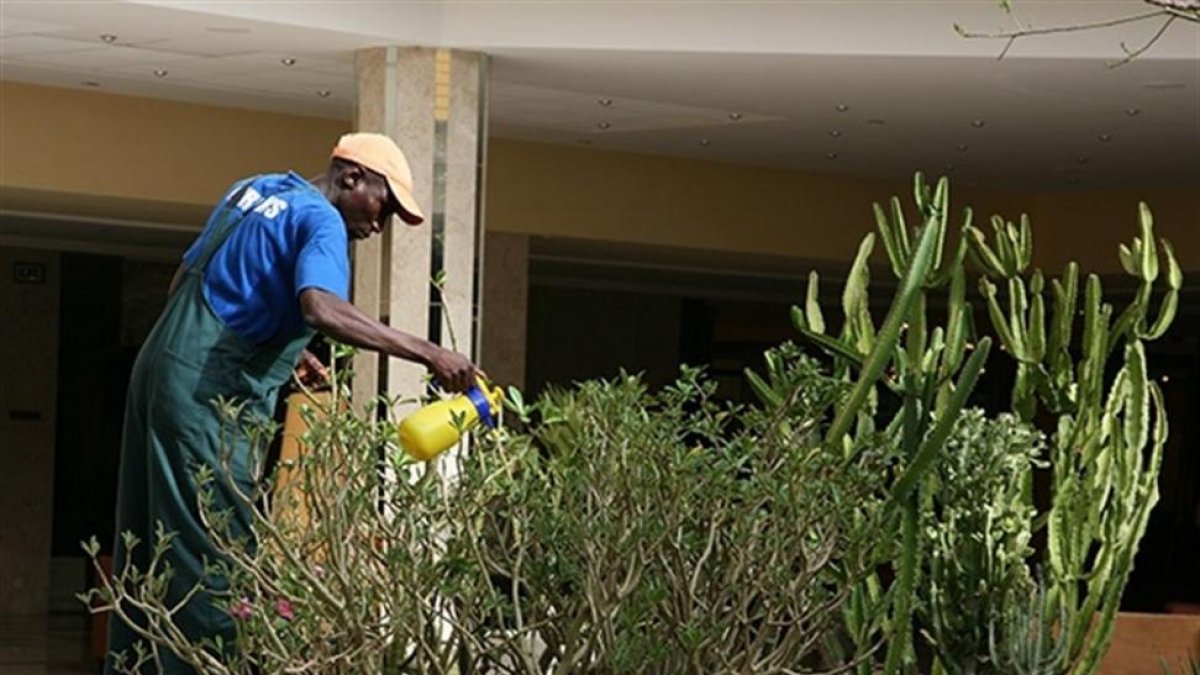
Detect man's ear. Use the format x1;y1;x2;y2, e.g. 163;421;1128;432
338;164;364;190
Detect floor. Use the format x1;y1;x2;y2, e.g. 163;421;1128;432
0;613;99;675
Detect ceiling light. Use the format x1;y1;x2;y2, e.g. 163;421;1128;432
281;57;296;66
100;34;118;43
153;69;168;78
597;121;611;130
835;104;849;113
728;112;743;121
971;119;986;128
955;143;969;153
1161;375;1170;383
317;89;331;98
597;98;613;107
1126;108;1141;116
699;139;712;147
866;118;886;125
825;152;838;160
829;130;842;138
1098;133;1112;142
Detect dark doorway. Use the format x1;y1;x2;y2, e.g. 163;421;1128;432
52;254;175;559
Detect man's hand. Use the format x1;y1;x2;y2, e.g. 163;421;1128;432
294;349;329;388
428;346;481;393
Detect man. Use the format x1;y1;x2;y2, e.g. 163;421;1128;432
106;133;478;673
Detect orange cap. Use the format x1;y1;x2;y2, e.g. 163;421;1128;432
331;132;425;224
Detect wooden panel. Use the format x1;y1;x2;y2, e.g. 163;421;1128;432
1101;613;1200;673
272;390;336;530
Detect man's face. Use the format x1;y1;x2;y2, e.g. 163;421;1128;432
339;168;397;241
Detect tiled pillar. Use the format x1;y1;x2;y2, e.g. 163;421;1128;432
351;47;489;414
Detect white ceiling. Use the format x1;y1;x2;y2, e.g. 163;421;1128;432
1;0;1197;190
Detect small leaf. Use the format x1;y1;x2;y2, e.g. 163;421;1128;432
1162;239;1183;291
1118;243;1137;277
806;271;826;335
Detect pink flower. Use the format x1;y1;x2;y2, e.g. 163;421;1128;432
275;598;295;621
230;597;253;621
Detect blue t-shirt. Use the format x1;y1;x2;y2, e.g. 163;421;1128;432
183;172;349;345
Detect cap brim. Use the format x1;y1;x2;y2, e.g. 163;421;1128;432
386;179;425;225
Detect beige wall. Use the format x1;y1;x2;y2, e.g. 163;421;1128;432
0;81;347;209
0;247;60;615
1034;187;1200;274
7;81;1193;274
485;137;1040;268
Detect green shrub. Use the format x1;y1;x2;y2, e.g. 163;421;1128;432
84;348;889;674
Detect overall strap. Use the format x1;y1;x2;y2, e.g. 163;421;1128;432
193;178;258;271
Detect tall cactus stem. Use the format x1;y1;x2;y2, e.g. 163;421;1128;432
1028;271;1047;363
885;373;924;675
876;202;906;278
1143;290;1179;340
1048;262;1079;375
992;216;1017;276
1018;214;1033;271
932;177;950;265
825;214;941;446
891;337;992;503
981;277;1018;355
1008;276;1031;361
1138;203;1159;283
892;196;912;259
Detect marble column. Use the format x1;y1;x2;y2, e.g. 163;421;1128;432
351;47;489;416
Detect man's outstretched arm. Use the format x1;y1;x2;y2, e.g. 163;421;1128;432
299;287;478;392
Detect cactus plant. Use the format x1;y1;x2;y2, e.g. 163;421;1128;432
771;173;996;673
988;576;1069;675
967;200;1177;674
779;174;1180;674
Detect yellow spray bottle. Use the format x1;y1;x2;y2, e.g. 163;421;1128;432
398;378;504;461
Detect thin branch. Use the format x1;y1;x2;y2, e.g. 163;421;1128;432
956;8;1168;41
1146;0;1200;13
1113;15;1178;67
955;8;1181;63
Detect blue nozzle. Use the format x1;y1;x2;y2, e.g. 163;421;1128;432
465;386;497;429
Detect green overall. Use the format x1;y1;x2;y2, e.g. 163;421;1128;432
107;185;314;674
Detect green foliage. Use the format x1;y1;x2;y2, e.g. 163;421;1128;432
988;577;1068;675
926;411;1044;673
1161;657;1200;675
83;345;889;673
786;173;1180;674
465;356;888;673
